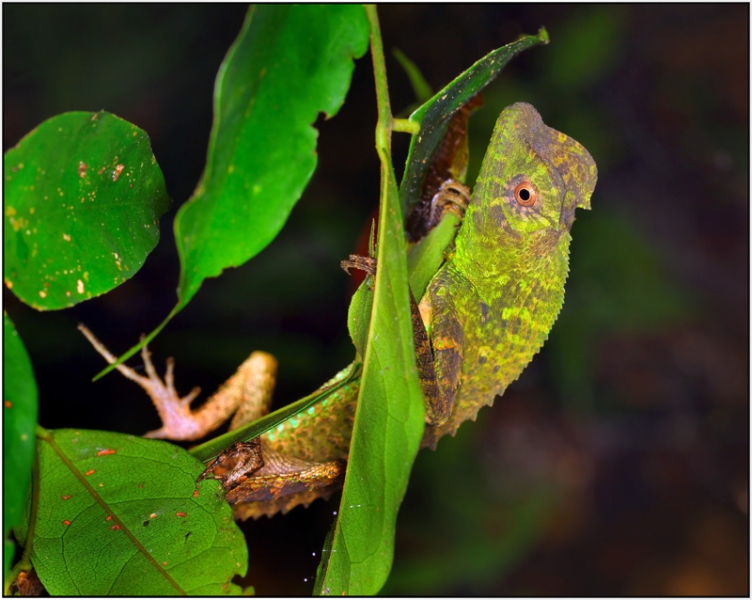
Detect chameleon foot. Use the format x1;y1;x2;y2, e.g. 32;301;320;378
227;448;346;520
78;324;277;441
428;179;470;225
78;324;205;440
340;254;376;276
198;438;265;490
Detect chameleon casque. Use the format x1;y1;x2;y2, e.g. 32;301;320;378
81;102;597;520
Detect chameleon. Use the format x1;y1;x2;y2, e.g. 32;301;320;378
80;102;597;520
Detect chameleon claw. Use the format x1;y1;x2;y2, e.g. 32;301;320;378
164;356;175;392
140;339;159;382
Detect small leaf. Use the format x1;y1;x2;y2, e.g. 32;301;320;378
393;48;433;104
399;29;549;216
346;274;374;360
15;429;247;596
3;313;38;579
406;212;462;299
174;5;369;308
3;111;170;310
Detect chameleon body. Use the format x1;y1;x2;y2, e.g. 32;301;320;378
421;102;597;444
82;102;597;520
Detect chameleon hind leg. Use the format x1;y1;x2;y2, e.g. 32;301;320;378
80;325;346;518
78;324;277;441
200;407;348;519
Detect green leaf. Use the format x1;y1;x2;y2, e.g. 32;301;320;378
406;211;462;300
399;29;549;215
392;48;433;104
315;112;425;599
3;111;170;310
3;313;38;579
95;5;370;380
317;177;425;595
174;5;369;308
15;429;247;595
346;275;374;361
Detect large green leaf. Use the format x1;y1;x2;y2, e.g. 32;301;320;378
174;5;369;307
314;8;427;587
3;313;38;580
94;5;369;380
315;155;425;595
14;429;247;595
3;111;170;310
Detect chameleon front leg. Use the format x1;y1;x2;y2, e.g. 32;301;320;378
338;181;470;429
78;324;277;441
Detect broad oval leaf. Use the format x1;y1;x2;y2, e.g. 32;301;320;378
3;313;38;579
175;5;369;307
14;429;247;596
3;111;170;310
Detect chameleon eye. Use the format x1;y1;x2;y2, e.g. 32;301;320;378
514;180;537;206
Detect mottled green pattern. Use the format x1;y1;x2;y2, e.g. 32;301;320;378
263;102;595;465
261;368;357;462
424;102;597;442
234;103;596;517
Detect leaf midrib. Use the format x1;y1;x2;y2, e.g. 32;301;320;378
39;430;187;595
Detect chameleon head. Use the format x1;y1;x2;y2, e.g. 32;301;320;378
465;102;597;249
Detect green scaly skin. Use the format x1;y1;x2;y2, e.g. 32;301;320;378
423;102;597;443
232;102;597;518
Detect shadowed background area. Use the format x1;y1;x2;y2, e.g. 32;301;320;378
4;5;748;595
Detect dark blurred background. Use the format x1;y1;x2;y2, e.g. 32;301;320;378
4;4;748;596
